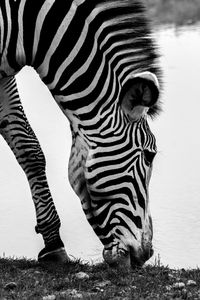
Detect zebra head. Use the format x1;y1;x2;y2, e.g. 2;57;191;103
68;72;160;268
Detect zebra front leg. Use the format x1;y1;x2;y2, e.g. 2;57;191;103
0;77;68;263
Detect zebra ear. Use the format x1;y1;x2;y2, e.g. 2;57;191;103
120;72;159;121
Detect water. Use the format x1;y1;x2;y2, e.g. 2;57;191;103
149;25;200;268
0;25;200;268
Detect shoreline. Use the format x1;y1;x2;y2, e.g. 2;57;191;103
145;0;200;26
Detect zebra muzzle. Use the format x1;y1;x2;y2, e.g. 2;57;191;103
103;243;154;268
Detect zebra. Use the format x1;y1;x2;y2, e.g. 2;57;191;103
0;0;161;268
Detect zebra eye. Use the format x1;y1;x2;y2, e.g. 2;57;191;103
143;149;156;165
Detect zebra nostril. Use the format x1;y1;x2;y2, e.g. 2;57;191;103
143;246;154;262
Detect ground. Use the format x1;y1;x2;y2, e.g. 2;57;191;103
1;257;200;299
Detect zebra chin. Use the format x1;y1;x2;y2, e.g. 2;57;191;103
102;243;153;269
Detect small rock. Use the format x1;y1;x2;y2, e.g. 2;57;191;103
64;277;70;283
68;289;78;295
181;288;188;295
73;293;83;299
4;282;17;290
42;295;56;300
59;291;67;297
61;289;83;299
96;280;111;288
169;273;176;279
173;282;185;289
165;285;172;291
187;291;193;298
171;269;179;274
75;272;89;280
131;285;137;290
187;279;197;287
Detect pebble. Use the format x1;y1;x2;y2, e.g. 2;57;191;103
92;287;104;292
42;296;56;300
173;282;185;289
95;280;111;288
168;273;176;279
92;280;112;292
187;279;197;287
60;289;83;299
72;293;83;299
4;282;17;290
165;285;172;291
75;272;90;280
64;277;70;283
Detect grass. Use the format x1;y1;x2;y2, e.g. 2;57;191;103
144;0;200;26
1;257;200;299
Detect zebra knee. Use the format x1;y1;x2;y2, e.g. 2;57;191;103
0;119;9;130
0;116;46;175
0;118;11;139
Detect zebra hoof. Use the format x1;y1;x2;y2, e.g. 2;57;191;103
38;247;69;263
38;238;70;263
